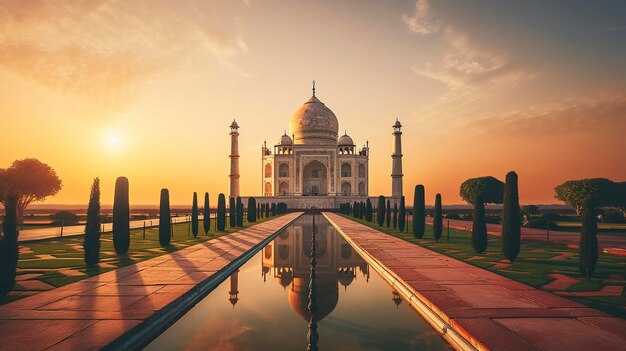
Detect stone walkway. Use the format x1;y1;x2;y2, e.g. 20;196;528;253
325;213;626;351
0;213;301;351
425;217;626;254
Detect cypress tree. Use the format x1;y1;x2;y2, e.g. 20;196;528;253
472;194;488;253
366;199;373;221
229;197;236;227
159;189;171;246
386;199;391;227
393;202;398;229
257;203;261;219
377;196;385;226
191;192;199;238
84;178;101;265
579;198;598;280
352;201;357;217
265;203;270;218
248;197;257;222
271;203;277;216
413;185;425;238
217;193;226;231
502;171;521;262
433;194;442;242
203;192;210;234
112;176;130;254
398;196;406;231
236;197;244;226
0;194;18;297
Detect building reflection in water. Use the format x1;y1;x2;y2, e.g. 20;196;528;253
257;217;370;322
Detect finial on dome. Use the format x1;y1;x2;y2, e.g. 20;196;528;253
312;80;316;97
344;129;347;136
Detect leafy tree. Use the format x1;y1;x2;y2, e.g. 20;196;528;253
83;178;101;266
502;171;521;262
460;176;505;205
472;194;488;253
376;196;385;226
229;197;236;227
0;158;62;224
248;197;257;222
236;197;244;226
398;196;406;231
433;194;442;242
579;198;598;280
385;199;391;227
203;192;210;234
217;194;227;231
555;178;620;215
393;202;398;229
413;185;425;238
159;189;171;246
191;192;199;237
366;199;373;221
50;210;79;225
522;204;539;217
112;177;130;254
0;194;18;296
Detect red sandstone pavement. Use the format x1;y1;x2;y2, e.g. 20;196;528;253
325;213;626;351
0;213;301;351
425;216;626;254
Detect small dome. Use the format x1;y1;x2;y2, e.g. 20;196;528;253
338;131;354;146
230;119;239;129
393;119;402;128
278;131;293;145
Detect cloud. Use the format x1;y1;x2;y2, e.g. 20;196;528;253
401;0;440;34
464;92;626;137
0;0;250;115
412;27;532;89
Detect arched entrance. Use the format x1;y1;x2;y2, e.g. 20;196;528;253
303;160;327;196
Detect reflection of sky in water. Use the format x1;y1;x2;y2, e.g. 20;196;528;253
145;215;451;351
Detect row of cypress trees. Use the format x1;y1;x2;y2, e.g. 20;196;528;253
343;196;407;232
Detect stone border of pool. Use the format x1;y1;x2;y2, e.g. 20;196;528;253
0;212;303;351
108;212;303;350
323;212;474;351
323;212;626;351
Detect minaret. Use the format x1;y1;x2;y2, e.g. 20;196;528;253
229;270;239;307
391;119;403;197
229;119;240;198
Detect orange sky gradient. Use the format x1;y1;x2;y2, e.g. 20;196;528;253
1;0;625;206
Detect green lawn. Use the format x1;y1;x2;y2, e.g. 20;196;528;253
343;215;626;318
3;215;276;305
554;221;626;238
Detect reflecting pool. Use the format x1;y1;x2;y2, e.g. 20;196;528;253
145;214;451;350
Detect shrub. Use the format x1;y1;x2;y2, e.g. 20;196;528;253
0;194;18;297
159;189;171;246
502;171;521;262
541;212;562;221
217;194;226;231
377;196;385;226
83;178;101;266
433;194;442;242
203;193;210;234
112;177;130;254
527;218;558;230
191;192;199;237
445;213;461;220
50;210;79;225
603;210;625;223
413;185;425;238
248;197;257;222
398;196;406;231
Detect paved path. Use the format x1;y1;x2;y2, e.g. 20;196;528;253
0;213;302;351
325;213;626;351
424;217;626;253
17;215;205;242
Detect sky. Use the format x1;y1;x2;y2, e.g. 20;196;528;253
0;0;625;206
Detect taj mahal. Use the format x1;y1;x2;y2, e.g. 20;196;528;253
229;82;404;209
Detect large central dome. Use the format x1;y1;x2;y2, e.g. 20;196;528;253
289;94;339;145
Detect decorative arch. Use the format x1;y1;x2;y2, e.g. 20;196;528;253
341;163;352;177
341;182;352;196
358;163;366;178
279;163;289;177
264;182;272;196
279;182;289;196
358;182;366;196
264;163;272;178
